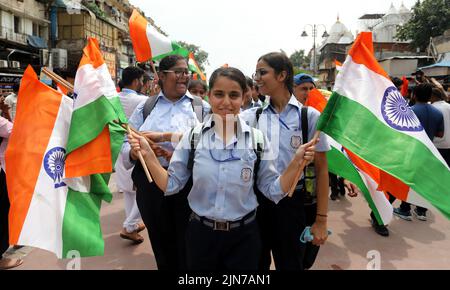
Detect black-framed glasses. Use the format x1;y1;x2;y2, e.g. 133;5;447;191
163;69;192;78
252;69;269;80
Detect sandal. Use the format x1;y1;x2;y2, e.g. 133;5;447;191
120;229;144;244
0;258;23;270
136;223;146;233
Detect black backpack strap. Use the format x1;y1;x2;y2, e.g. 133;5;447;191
250;128;264;183
301;106;308;144
187;124;207;171
191;95;204;122
254;107;264;127
301;106;309;181
142;95;159;120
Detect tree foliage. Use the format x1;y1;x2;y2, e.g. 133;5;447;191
396;0;450;51
289;50;311;69
179;41;209;71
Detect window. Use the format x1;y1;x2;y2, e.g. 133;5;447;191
39;25;47;39
32;23;38;36
14;16;20;33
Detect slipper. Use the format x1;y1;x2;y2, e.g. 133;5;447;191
120;229;144;244
0;258;23;270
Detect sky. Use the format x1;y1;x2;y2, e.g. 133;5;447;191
129;0;418;79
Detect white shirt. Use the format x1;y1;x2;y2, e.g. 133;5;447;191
115;89;148;192
118;89;148;119
432;101;450;149
4;93;17;121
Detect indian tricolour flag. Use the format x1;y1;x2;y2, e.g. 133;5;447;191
6;66;117;258
66;38;127;178
307;89;392;225
317;32;450;219
188;52;207;81
335;60;343;72
129;9;188;62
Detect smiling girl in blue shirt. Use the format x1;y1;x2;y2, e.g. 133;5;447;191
128;67;316;271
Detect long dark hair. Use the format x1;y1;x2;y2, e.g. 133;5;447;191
258;52;294;94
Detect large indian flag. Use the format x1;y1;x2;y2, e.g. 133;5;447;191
317;32;450;219
307;89;392;225
129;9;189;62
6;67;115;258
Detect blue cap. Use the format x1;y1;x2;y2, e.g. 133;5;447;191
294;73;314;86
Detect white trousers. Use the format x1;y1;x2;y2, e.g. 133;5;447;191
123;191;142;233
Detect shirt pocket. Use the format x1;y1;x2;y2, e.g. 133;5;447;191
230;150;256;186
282;131;303;154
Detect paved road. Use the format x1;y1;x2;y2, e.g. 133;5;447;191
8;175;450;270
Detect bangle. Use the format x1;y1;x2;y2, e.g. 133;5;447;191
316;214;328;218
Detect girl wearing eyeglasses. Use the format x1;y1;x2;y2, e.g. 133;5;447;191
121;55;210;270
242;52;330;270
128;67;316;271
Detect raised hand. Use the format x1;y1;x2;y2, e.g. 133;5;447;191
294;138;317;165
128;130;152;158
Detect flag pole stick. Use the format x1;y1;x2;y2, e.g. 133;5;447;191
149;61;159;82
126;125;153;184
288;131;321;198
42;67;74;93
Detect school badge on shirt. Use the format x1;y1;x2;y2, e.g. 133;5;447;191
241;168;252;182
291;135;302;149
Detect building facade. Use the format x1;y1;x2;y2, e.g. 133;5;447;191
0;0;49;94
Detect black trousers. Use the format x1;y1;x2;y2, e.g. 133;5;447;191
371;193;397;225
439;148;450;167
329;173;345;196
400;202;427;215
256;190;307;271
132;162;191;270
186;216;261;271
0;169;9;257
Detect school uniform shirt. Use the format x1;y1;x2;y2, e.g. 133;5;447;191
115;89;149;192
122;91;211;169
165;115;287;222
240;100;262;112
241;95;330;176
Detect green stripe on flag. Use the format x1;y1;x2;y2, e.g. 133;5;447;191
67;96;126;154
327;146;383;224
318;92;450;219
62;188;104;258
152;42;189;61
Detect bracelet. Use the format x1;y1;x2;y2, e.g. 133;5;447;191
316;214;328;218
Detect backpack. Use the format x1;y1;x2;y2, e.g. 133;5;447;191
299;106;317;205
255;105;316;204
142;94;204;122
186;124;265;183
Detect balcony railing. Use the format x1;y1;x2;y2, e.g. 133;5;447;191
0;26;28;44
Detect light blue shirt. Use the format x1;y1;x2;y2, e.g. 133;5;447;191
240;100;262;112
165;116;287;221
122;91;211;168
241;95;330;175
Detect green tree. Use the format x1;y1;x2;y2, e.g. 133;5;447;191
396;0;450;51
179;41;209;71
289;49;310;69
